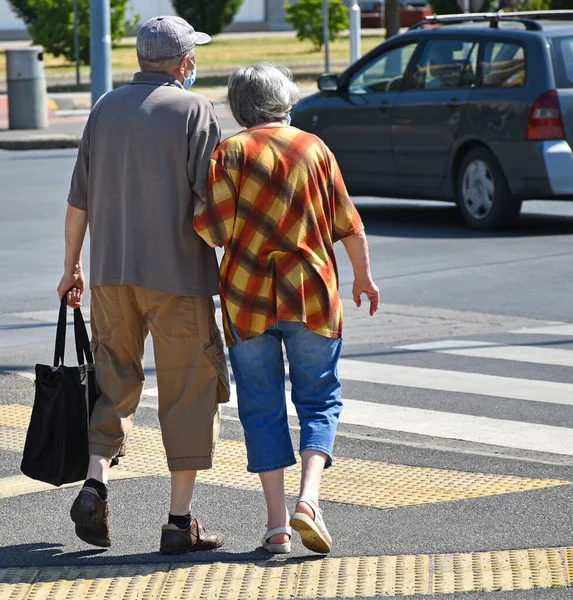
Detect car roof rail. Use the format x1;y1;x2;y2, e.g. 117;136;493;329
410;10;573;31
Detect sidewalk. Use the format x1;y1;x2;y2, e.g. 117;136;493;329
0;85;228;150
0;27;391;150
0;82;317;150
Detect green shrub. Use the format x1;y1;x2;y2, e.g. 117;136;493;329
518;0;551;9
171;0;244;35
7;0;136;65
284;0;349;51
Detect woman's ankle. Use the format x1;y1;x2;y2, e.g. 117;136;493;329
296;500;317;519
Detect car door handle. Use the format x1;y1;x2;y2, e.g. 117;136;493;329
378;100;390;112
446;98;463;109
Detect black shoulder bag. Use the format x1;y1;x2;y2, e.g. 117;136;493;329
20;295;98;486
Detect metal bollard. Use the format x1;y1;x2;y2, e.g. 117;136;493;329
6;46;49;130
350;1;361;64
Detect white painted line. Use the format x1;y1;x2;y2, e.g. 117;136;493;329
510;324;573;337
55;109;91;118
398;340;573;368
335;398;573;456
16;366;573;455
251;384;570;455
8;370;35;382
337;359;573;407
146;382;573;456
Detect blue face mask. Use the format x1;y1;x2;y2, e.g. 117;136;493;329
183;64;196;90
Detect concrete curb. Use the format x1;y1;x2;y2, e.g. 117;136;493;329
49;96;90;111
0;134;80;150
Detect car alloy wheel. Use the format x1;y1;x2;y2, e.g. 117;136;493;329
461;159;495;221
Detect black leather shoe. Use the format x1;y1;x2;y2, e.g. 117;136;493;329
70;487;111;548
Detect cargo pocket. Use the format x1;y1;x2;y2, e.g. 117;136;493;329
91;286;124;336
203;329;231;404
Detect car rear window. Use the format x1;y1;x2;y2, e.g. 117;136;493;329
548;36;573;89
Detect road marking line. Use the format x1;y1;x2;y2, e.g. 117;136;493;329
11;365;573;456
145;383;573;456
0;470;143;499
398;340;573;368
337;358;573;406
511;323;573;336
9;370;35;382
0;405;566;507
335;398;573;456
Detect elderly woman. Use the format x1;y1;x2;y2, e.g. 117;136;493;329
194;63;379;555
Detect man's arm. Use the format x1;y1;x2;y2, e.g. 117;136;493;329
188;100;221;201
341;230;380;316
57;205;88;308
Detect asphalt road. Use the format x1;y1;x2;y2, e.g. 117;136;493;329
1;139;573;599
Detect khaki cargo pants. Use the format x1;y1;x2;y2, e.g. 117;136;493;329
89;285;230;471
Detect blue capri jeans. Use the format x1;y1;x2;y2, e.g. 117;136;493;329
228;320;343;473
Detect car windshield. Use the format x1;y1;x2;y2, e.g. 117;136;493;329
548;35;573;89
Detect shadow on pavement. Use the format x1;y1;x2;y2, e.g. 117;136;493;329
354;201;573;239
0;543;325;578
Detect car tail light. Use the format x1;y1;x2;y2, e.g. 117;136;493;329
526;90;565;141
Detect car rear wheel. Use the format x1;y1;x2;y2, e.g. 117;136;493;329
456;147;522;230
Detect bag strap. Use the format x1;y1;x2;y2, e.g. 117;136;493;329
53;295;68;367
73;307;93;365
53;294;93;367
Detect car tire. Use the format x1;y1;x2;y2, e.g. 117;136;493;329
456;147;522;231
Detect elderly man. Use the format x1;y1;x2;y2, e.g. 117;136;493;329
57;16;229;555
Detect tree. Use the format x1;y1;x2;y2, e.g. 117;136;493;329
284;0;349;51
385;0;400;38
171;0;244;36
7;0;136;65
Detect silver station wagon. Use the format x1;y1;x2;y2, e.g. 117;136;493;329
291;11;573;229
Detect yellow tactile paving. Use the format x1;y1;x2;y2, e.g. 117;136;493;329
0;470;143;499
0;548;572;599
0;404;568;508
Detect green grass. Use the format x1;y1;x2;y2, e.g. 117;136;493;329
0;35;386;81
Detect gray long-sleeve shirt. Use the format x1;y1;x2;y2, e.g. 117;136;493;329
67;71;221;297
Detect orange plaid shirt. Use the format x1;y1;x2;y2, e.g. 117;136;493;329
194;126;364;346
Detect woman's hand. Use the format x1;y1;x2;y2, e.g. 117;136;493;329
352;276;380;316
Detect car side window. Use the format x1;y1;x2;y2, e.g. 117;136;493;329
480;42;526;88
408;39;478;90
348;42;419;94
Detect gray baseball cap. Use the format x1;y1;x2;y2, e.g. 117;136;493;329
136;15;211;62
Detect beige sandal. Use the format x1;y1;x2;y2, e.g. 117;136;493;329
261;526;292;554
289;497;332;553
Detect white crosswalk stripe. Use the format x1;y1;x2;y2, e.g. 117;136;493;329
10;314;573;459
337;359;573;406
397;340;573;368
142;328;573;457
510;323;573;336
144;381;573;456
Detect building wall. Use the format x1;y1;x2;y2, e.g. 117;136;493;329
235;0;265;22
130;0;174;24
0;1;27;38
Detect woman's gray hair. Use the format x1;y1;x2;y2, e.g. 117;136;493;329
227;63;300;128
